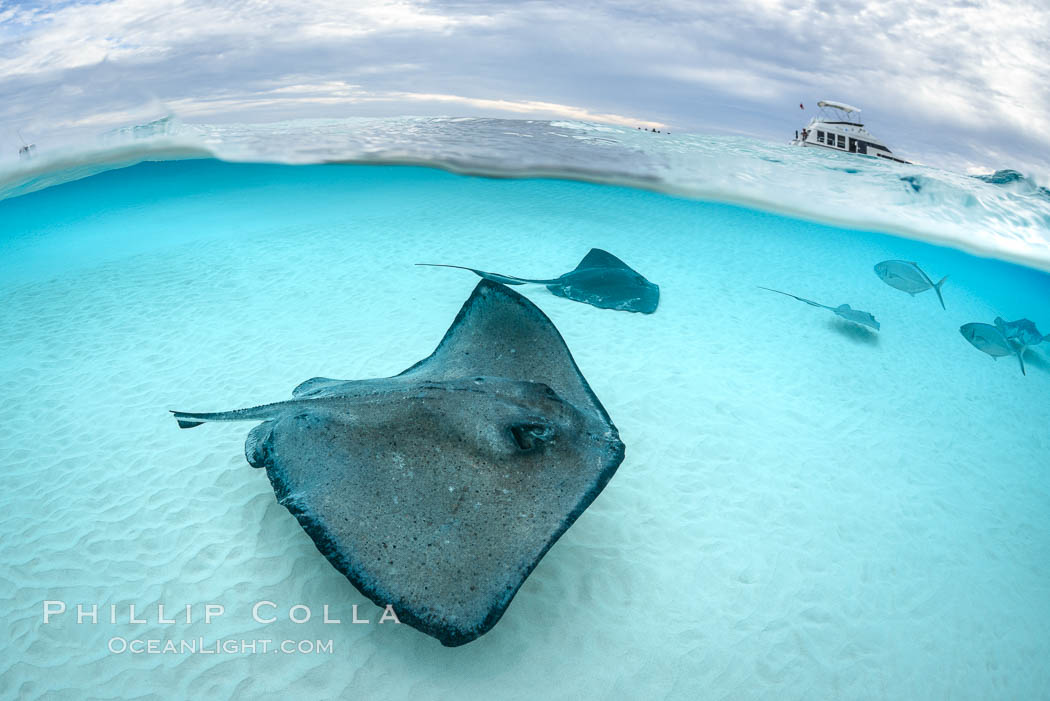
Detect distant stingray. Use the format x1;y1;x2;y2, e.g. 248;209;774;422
172;280;625;647
418;248;659;313
994;317;1047;347
993;316;1047;369
874;260;948;310
960;322;1026;375
758;286;881;331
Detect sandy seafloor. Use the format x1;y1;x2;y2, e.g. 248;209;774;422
1;160;1049;700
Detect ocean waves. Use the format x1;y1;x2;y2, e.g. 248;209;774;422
2;116;1049;271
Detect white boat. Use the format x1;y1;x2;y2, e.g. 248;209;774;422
791;100;909;163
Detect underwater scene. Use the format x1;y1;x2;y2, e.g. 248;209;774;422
1;119;1049;699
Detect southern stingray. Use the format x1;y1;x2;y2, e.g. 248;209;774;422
418;248;660;313
874;260;948;310
993;316;1046;368
172;280;625;646
994;316;1047;347
758;286;881;331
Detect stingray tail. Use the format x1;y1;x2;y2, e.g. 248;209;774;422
1017;347;1027;376
173;414;207;429
416;263;535;286
757;286;827;310
171;402;291;429
933;276;948;310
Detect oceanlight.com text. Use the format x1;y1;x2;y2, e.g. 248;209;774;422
108;637;334;655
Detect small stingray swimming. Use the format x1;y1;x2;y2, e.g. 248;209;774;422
994;317;1048;347
758;287;881;331
874;260;948;310
418;248;659;313
960;322;1026;375
172;280;625;646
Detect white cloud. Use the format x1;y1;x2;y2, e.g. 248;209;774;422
162;87;664;128
0;0;1046;172
0;0;484;76
385;92;664;127
662;66;787;101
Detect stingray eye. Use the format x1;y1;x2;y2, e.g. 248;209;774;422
509;421;555;451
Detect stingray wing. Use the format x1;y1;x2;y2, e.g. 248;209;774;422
291;376;348;397
400;279;615;424
833;305;881;330
285;280;615;419
572;247;633;271
553;249;660;313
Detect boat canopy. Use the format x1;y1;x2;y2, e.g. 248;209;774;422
817;100;861;114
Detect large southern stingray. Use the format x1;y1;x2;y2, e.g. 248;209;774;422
418;248;660;313
758;286;881;331
172;280;625;646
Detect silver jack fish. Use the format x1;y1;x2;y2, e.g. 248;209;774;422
874;260;948;310
960;322;1026;376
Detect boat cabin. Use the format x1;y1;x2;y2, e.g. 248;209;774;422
792;100;908;163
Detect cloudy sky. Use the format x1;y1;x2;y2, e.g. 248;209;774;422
1;0;1047;175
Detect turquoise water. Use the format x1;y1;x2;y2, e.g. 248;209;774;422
2;154;1049;698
